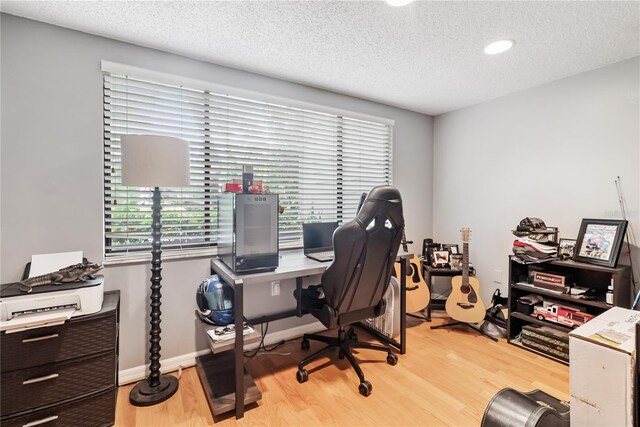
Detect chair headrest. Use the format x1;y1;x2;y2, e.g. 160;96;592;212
357;185;404;229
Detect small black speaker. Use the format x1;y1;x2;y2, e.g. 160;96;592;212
422;238;433;257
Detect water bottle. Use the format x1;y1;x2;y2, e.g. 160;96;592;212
606;274;614;305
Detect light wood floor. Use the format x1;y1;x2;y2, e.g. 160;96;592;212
116;315;569;426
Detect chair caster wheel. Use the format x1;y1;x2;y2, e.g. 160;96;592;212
359;380;372;397
348;330;358;341
387;353;398;366
296;369;309;383
301;339;310;350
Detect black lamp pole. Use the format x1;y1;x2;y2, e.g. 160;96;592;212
130;187;179;406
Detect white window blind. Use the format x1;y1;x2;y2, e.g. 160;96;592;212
103;71;393;260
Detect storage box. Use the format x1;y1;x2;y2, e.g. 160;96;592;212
517;298;536;315
569;307;639;426
522;325;569;362
523;324;569;346
516;294;543;315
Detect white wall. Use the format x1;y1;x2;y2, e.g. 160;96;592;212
433;57;640;304
0;14;434;371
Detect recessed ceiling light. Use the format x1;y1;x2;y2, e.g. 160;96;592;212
385;0;415;6
484;40;515;55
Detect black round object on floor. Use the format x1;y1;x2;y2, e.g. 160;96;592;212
129;375;179;406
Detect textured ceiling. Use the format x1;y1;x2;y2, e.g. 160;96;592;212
1;1;639;115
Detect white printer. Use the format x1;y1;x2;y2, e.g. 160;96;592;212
0;251;105;333
0;278;104;333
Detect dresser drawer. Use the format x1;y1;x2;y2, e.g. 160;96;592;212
0;387;116;427
1;312;116;372
1;351;115;415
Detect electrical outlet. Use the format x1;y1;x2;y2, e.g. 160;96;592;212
271;280;280;296
493;269;502;284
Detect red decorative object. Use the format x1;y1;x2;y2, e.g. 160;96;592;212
531;302;594;328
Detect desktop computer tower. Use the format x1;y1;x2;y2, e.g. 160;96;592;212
218;193;279;274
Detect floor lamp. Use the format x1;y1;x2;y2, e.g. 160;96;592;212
120;134;191;406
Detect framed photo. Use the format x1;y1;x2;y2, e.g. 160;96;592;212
424;243;441;265
432;250;450;268
573;219;628;267
443;244;459;255
558;238;576;259
449;254;463;270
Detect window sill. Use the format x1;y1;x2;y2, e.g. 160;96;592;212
103;248;219;267
103;243;304;267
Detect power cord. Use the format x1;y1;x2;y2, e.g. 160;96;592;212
243;321;286;359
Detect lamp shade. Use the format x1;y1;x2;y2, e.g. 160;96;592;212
120;135;191;187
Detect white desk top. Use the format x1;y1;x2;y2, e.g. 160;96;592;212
211;249;413;287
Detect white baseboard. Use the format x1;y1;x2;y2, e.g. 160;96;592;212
118;349;209;386
118;321;325;386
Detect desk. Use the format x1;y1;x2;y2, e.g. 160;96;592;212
200;250;412;419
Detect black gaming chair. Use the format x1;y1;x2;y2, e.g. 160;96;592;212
295;185;405;396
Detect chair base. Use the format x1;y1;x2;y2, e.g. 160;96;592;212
296;327;398;396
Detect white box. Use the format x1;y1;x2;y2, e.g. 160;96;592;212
569;307;639;426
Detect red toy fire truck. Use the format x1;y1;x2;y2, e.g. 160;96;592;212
531;301;594;328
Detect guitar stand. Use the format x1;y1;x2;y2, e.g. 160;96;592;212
430;321;498;342
407;312;430;322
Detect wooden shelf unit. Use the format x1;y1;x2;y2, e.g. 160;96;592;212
510;283;611;310
509;339;568;365
196;352;261;417
196;318;262;416
420;265;465;320
507;257;631;364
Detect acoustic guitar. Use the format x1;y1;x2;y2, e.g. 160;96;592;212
394;233;430;314
445;228;486;323
394;256;431;313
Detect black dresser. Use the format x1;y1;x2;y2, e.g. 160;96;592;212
0;290;120;427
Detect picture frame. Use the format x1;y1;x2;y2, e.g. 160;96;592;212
573;219;628;268
443;244;459;255
432;250;450;268
449;254;463;270
558;238;576;259
424;243;441;266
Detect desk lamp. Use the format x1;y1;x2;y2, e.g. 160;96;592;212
120;134;190;406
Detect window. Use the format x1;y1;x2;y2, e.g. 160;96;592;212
103;67;393;261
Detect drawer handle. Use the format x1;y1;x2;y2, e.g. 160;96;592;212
22;373;59;385
22;415;59;427
22;333;59;343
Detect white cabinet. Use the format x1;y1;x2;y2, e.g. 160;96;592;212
569;307;639;426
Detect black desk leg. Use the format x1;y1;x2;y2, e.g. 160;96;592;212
234;282;244;418
399;258;407;354
425;271;432;321
296;277;303;317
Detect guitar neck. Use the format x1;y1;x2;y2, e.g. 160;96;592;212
400;229;412;253
401;230;408;253
462;241;469;283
